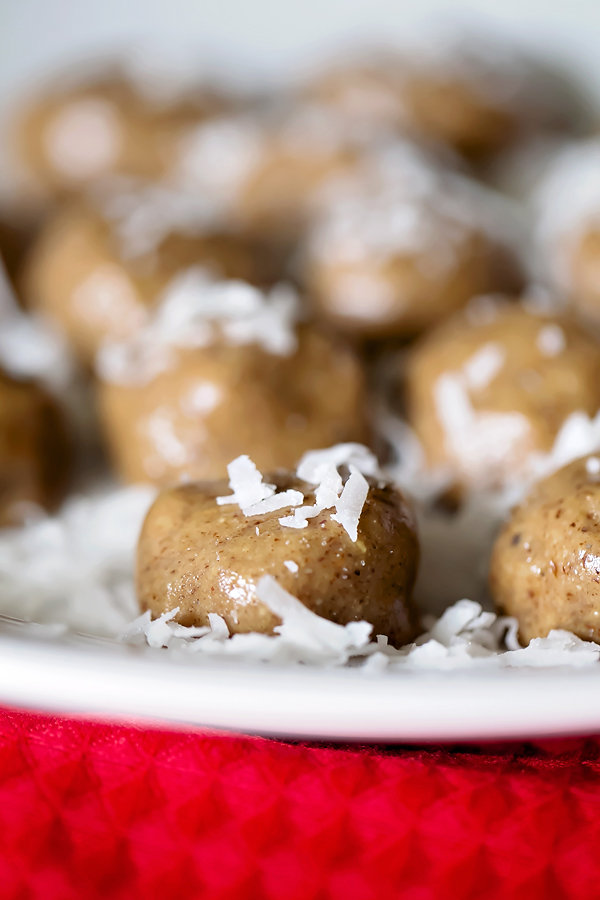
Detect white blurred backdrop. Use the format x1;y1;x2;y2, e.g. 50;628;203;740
1;0;600;109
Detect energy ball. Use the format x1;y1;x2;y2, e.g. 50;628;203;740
405;301;600;492
397;41;587;161
97;275;371;484
490;454;600;643
534;139;600;328
22;186;276;365
0;366;70;527
136;446;419;644
12;71;225;197
304;147;523;340
305;39;588;160
175;107;362;241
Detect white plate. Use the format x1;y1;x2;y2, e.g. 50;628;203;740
1;619;600;742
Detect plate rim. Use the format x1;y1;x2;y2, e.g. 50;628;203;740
1;626;600;742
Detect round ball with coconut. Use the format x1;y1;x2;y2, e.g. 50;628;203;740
97;274;371;484
11;68;226;198
404;299;600;493
136;445;419;645
304;146;523;341
0;365;70;527
490;453;600;643
176;106;363;245
21;185;279;366
304;37;588;161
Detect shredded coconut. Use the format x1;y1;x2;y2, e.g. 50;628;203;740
586;456;600;477
536;324;566;358
216;455;277;511
174;115;266;207
44;99;121;180
279;445;378;539
330;466;370;542
0;310;75;393
0;468;598;671
308;143;523;277
296;443;379;483
462;343;505;391
284;560;299;573
434;370;533;488
94;180;223;258
216;445;376;542
119;576;600;670
96;271;300;385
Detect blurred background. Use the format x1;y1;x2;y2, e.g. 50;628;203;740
1;0;600;104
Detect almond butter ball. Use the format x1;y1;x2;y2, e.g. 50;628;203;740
12;72;225;198
175;108;362;242
305;40;588;161
405;301;600;492
0;366;70;527
97;277;371;485
398;48;583;161
21;188;277;365
137;449;418;644
490;454;600;643
304;151;523;340
303;56;409;136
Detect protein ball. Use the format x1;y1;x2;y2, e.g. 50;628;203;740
136;455;419;645
21;192;276;365
490;454;600;643
12;71;225;196
304;152;523;340
176;107;362;243
404;301;600;491
305;38;588;161
0;366;71;526
97;278;371;484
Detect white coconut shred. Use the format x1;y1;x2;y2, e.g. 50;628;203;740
96;270;300;385
216;443;376;541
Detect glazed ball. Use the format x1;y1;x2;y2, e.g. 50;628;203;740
97;277;371;484
405;302;600;491
12;72;224;197
21;189;276;365
304;150;523;340
490;454;600;643
0;366;70;527
137;456;418;644
534;139;600;328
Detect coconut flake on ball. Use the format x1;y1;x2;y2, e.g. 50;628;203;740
296;443;379;483
216;455;304;517
330;465;370;541
96;269;300;385
95;179;223;259
216;455;276;509
280;443;378;540
174;115;266;206
536;323;566;358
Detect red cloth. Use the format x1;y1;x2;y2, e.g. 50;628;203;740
0;707;598;900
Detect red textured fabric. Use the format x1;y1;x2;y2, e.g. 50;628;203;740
0;708;599;900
